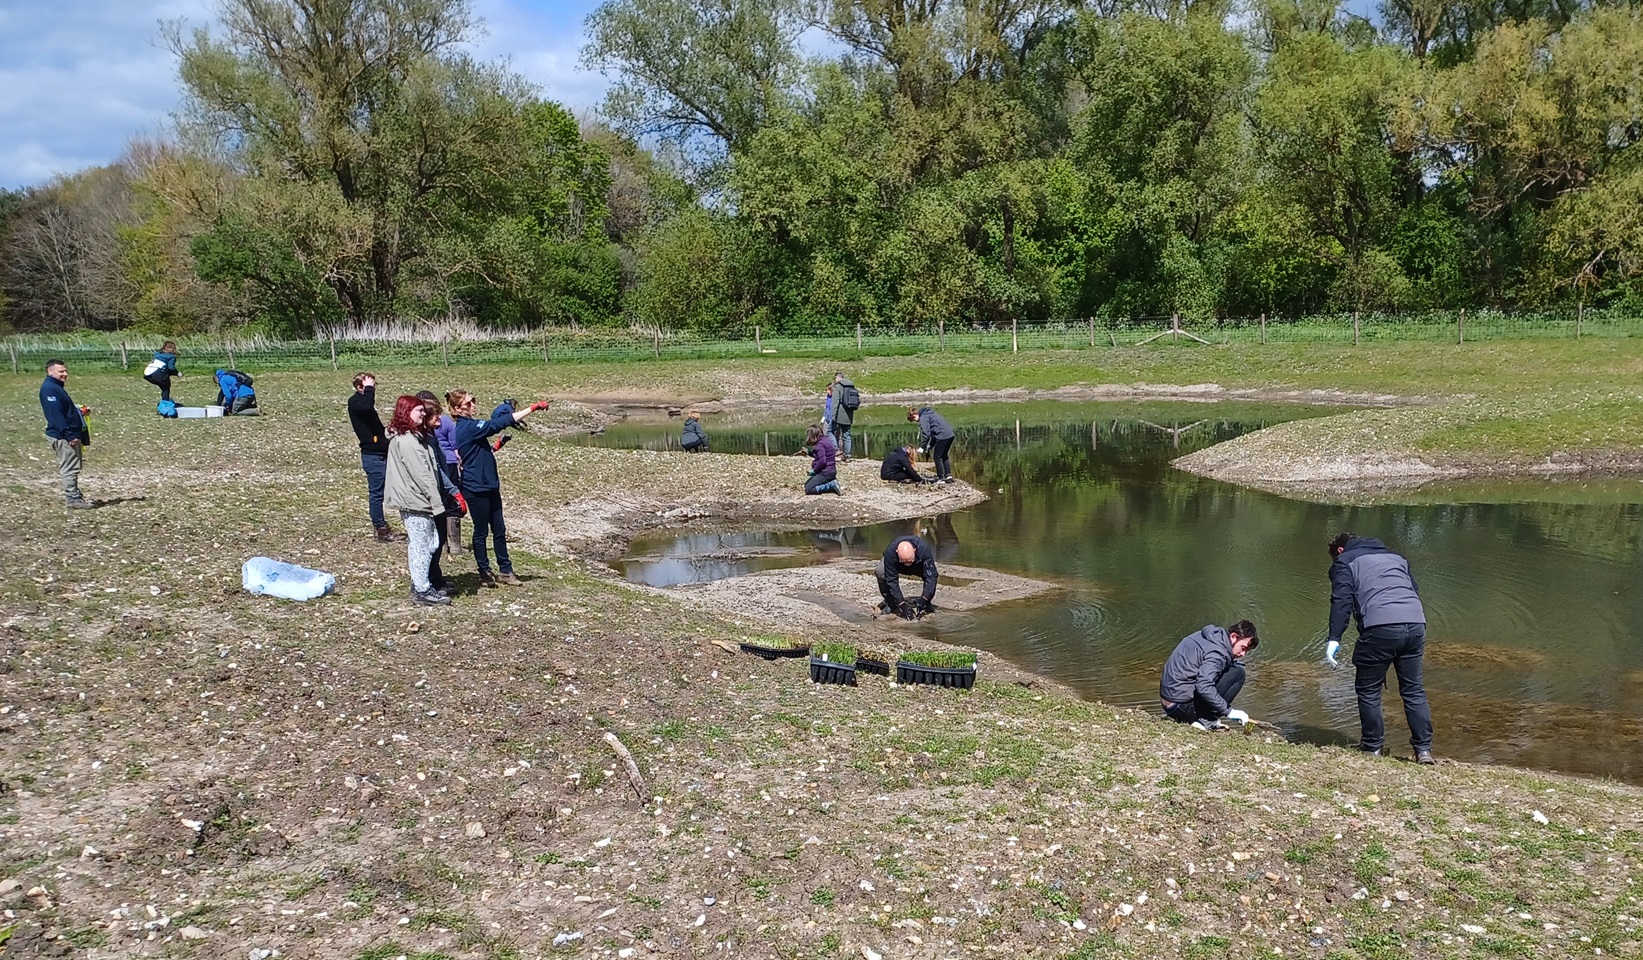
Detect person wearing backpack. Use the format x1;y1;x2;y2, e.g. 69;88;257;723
831;373;859;461
214;369;258;415
143;341;181;403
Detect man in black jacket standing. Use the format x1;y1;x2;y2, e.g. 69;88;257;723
1160;620;1259;730
1325;532;1434;764
876;534;938;619
348;372;403;542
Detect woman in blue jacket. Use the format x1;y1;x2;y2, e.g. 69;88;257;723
446;389;547;587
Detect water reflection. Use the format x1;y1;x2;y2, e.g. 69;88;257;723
608;404;1643;784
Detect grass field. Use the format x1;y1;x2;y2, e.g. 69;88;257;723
1;345;1640;958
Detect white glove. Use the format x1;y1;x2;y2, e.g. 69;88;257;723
1226;708;1250;725
916;447;924;454
1324;640;1341;668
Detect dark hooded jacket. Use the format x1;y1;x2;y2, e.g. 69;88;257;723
914;407;955;447
879;535;938;606
1328;537;1426;644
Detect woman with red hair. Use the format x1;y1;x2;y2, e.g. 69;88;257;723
384;395;451;605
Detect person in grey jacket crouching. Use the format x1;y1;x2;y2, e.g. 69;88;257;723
1160;620;1260;730
1325;532;1434;764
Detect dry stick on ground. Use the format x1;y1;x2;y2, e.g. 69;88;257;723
602;731;651;804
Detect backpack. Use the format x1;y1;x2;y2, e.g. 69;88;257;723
225;369;255;387
839;381;861;412
157;400;177;418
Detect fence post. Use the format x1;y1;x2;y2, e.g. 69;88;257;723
1172;313;1180;343
1260;312;1266;345
1457;308;1465;345
1088;317;1094;348
755;325;761;353
328;331;338;371
119;341;129;369
541;324;549;364
1109;329;1117;348
1576;301;1584;339
1012;317;1019;353
856;322;862;352
226;340;235;369
1352;310;1360;346
940;319;946;352
653;326;661;359
441;335;449;367
7;339;15;374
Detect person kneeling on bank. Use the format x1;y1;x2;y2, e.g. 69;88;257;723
876;534;938;619
880;445;930;484
1159;620;1259;730
803;423;841;495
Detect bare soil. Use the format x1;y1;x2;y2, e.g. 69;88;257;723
1;369;1639;960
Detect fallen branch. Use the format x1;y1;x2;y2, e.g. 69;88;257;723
602;731;651;804
707;638;739;655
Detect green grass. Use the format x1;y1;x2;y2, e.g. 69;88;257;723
811;641;856;664
899;650;978;669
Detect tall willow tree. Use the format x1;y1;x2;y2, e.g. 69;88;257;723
172;0;613;330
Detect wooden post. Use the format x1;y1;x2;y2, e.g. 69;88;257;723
1172;313;1180;343
939;319;946;352
226;340;235;369
542;324;550;364
764;432;770;457
1457;308;1465;345
856;322;862;352
653;326;661;359
1353;310;1360;347
1577;300;1584;339
1012;317;1019;353
7;339;16;374
441;335;449;367
1088;317;1095;348
119;341;129;369
1109;329;1117;348
1015;419;1021;451
1260;312;1266;345
755;325;761;353
328;332;338;371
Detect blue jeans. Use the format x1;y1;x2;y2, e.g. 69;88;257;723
360;452;386;528
1162;663;1245;724
1353;623;1434;752
465;488;511;575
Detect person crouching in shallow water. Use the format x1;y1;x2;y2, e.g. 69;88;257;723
681;407;710;452
876;534;938;619
803;423;841;495
1159;620;1260;731
880;444;928;483
384;395;451;606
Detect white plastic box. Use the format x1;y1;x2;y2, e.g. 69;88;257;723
176;405;226;418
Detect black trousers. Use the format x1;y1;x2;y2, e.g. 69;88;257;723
145;371;172;401
931;436;954;480
464;487;511;575
1162;663;1245;724
1353;623;1434;752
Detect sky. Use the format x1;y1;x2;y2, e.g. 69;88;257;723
0;0;612;190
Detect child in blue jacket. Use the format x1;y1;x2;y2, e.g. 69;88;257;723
143;341;180;402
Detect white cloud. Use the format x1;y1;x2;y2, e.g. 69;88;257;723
0;0;609;191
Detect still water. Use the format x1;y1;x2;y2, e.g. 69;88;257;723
590;403;1643;783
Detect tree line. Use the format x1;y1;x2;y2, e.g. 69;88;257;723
1;0;1639;339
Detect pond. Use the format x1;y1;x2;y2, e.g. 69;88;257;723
586;402;1643;784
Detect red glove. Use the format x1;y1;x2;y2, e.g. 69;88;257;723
79;405;91;415
492;435;511;453
453;492;467;516
530;401;550;412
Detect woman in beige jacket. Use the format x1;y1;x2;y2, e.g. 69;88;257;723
383;395;451;606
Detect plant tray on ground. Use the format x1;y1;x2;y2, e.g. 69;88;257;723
739;637;810;660
896;650;978;689
856;655;891;676
809;657;857;686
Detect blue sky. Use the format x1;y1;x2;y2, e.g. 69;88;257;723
0;0;612;190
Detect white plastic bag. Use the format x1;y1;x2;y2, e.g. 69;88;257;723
242;556;335;602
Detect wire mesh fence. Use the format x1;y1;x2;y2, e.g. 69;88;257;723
3;307;1635;375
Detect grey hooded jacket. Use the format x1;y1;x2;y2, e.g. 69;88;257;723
1328;537;1425;643
1158;624;1237;719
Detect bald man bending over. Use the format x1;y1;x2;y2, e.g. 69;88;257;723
876;534;939;620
